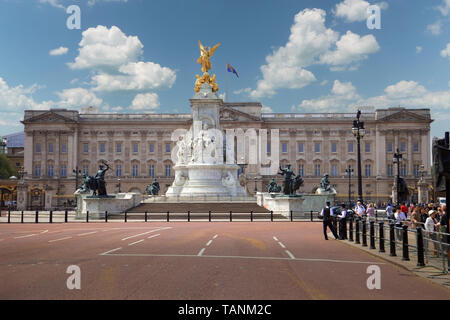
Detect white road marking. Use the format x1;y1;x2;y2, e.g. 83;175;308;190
213;234;218;239
121;227;171;241
128;239;145;246
100;247;122;255
206;240;213;246
278;242;286;249
147;234;160;239
48;236;72;243
77;231;98;236
198;248;206;256
273;236;279;241
40;230;48;234
14;234;37;239
285;250;295;259
102;252;384;265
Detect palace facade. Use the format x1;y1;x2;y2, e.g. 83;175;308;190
20;103;433;209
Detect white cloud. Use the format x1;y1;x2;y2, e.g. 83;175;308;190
39;0;65;9
295;79;450;114
49;46;68;56
416;46;422;54
261;105;273;113
319;31;379;67
441;43;450;59
233;87;251;95
437;0;450;16
334;0;388;22
320;80;328;86
56;88;103;108
69;25;143;70
130;93;160;111
87;0;129;6
426;20;442;35
249;8;379;99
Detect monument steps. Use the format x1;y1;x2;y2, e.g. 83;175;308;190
126;202;270;214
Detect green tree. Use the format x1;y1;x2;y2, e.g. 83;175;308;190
0;154;17;179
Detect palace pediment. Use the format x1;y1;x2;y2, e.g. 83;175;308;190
22;110;77;124
219;106;261;122
377;110;428;122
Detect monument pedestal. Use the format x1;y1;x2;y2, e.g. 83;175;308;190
75;192;142;219
263;195;304;218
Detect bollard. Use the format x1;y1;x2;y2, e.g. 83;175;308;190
35;210;39;223
402;224;410;261
145;211;148;222
355;217;360;244
7;210;11;223
369;220;375;249
250;210;253;222
125;211;127;222
349;217;354;241
86;211;89;223
167;211;169;222
21;211;24;224
290;210;293;222
416;226;425;266
379;222;385;253
49;210;53;224
310;210;313;222
64;209;68;223
188;211;190;222
209;210;211;222
270;210;273;222
105;211;108;223
389;222;397;256
362;219;367;247
230;211;232;222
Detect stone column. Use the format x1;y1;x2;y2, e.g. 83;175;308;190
67;130;74;174
375;128;386;177
417;179;429;204
24;131;34;178
42;131;48;177
16;182;28;211
55;131;60;178
407;131;413;176
140;130;148;177
156;130;164;176
44;186;54;210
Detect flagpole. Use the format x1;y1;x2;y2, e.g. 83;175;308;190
225;62;229;102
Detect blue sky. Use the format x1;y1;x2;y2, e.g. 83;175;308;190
0;0;449;138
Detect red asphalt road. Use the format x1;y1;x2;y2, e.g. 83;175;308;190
0;222;449;300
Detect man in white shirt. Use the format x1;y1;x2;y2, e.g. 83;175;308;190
394;206;407;239
355;201;365;218
320;201;339;240
338;203;347;240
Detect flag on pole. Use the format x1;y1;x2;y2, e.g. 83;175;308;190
227;63;239;78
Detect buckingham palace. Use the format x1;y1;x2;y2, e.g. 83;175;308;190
19;103;432;209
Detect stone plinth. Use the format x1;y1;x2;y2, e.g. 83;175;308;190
263;195;304;218
75;192;142;219
417;180;429;204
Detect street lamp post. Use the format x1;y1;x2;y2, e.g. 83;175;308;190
393;148;403;206
345;165;354;208
352;110;365;204
72;166;81;191
117;178;121;193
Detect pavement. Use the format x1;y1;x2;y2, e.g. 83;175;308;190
0;222;449;300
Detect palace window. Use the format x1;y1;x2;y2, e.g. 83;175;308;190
298;164;304;176
116;143;122;153
282;143;288;153
414;164;420;177
413;142;419;152
132;164;139;177
35;165;41;176
348;142;354;153
365;164;371;177
83;143;89;153
400;142;406;152
165;143;171;153
149;164;155;177
35;143;41;153
365;142;371;153
315;143;320;153
331;164;338;177
298;142;304;153
48;165;54;177
387;164;393;177
60;165;67;177
387;142;393;153
400;164;407;176
99;143;105;153
314;164;321;176
61;143;67;153
116;165;122;177
48;143;54;153
133;143;139;153
331;143;337;153
149;143;155;153
165;164;171;177
82;165;89;175
267;142;271;153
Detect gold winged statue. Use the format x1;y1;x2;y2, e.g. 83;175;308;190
195;40;220;93
197;40;220;73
